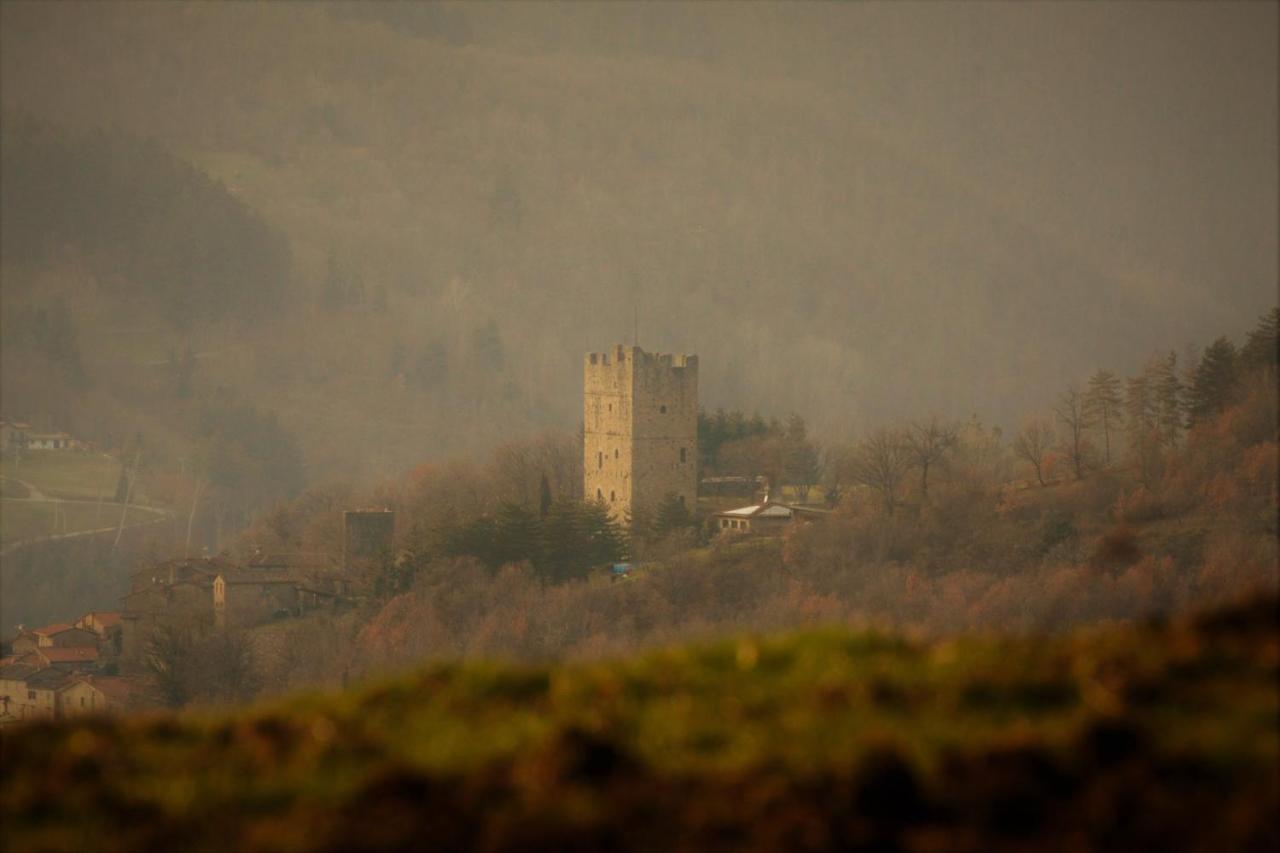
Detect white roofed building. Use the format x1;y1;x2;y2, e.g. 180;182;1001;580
712;500;830;536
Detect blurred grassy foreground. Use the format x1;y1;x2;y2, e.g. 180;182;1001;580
2;595;1277;852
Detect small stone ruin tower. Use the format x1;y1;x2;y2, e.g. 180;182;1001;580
584;345;697;525
342;509;395;571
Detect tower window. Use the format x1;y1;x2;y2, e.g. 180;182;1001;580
660;405;667;414
610;490;616;502
598;451;603;469
597;488;603;500
680;447;687;463
614;449;619;459
608;404;612;412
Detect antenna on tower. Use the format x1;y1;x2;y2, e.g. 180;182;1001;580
633;302;638;348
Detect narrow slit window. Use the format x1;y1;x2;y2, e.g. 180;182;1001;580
680;448;687;463
660;405;667;414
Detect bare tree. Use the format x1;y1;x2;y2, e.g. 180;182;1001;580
144;623;197;708
1012;417;1054;487
144;622;261;708
185;477;208;558
112;449;141;550
1054;385;1090;480
903;417;959;498
843;428;912;514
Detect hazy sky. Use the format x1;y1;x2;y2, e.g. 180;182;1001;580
1;2;1276;464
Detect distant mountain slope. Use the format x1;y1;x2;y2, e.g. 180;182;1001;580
0;115;288;327
2;594;1276;850
1;4;1274;477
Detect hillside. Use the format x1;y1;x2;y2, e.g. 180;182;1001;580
3;593;1276;851
1;4;1274;483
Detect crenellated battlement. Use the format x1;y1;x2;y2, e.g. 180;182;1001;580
586;346;698;370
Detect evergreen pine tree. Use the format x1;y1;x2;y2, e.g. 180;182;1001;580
652;492;695;538
1240;307;1279;377
1186;337;1239;426
1153;351;1184;446
493;502;539;567
1084;370;1122;465
1124;372;1157;441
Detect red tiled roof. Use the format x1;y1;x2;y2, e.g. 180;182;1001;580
32;623;76;637
38;647;99;663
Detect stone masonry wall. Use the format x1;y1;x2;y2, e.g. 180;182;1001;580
584;345;697;524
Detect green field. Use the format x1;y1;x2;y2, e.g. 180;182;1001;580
2;595;1275;851
0;450;122;501
0;500;159;546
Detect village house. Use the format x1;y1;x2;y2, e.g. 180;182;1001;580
120;551;364;663
77;611;123;637
0;419;32;450
0;663;134;723
23;430;77;450
0;662;42;720
57;676;135;719
2;612;148;726
25;646;100;671
712;500;831;536
11;623;99;655
0;666;74;722
213;571;302;629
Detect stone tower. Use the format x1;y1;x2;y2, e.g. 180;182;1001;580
342;509;395;570
584;345;698;524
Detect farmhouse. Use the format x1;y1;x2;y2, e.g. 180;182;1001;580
713;500;830;536
24;430;77;450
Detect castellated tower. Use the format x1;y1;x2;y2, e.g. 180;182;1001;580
584;345;698;525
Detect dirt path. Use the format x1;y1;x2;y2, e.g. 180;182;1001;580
0;476;50;501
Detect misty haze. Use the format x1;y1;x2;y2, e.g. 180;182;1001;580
1;3;1277;851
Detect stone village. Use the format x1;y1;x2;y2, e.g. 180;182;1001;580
1;347;827;724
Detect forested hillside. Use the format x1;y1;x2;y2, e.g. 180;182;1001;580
1;3;1274;482
0;115;288;327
